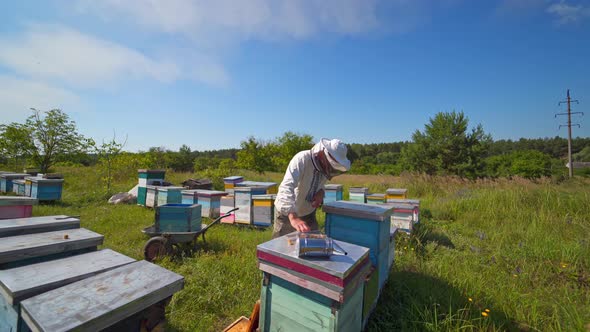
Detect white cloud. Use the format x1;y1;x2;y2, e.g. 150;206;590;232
546;1;590;24
73;0;381;43
0;75;80;123
0;23;228;87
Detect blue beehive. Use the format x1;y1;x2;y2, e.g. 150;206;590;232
323;201;393;291
196;190;228;219
234;187;267;225
324;184;343;203
12;180;26;196
0;174;29;193
155;204;202;232
181;189;200;205
156;186;184;207
348;187;368;203
29;178;64;201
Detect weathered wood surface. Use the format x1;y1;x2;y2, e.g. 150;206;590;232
20;260;184;332
0;196;38;206
0;249;135;305
0;215;79;238
0;228;103;265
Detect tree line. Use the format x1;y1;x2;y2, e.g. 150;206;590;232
1;109;589;184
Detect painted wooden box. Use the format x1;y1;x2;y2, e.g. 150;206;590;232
386;188;408;200
156;186;185;207
24;177;40;197
0;249;135;332
0;174;29;193
0;197;38;220
324;184;343;203
20;260;184;332
323;201;394;290
12;179;25;196
155;204;202;232
137;169;166;187
252;194;276;227
257;235;370;332
0;228;103;269
0;215;79;238
389;228;398;269
220;195;235;224
362;266;380;328
196;190;228;219
234;187;267;225
384;202;418;233
223;176;244;192
28;178;64;201
237;181;278;194
137;186;148;206
366;193;386;204
145;185;162;208
349;187;368;203
386;198;420;223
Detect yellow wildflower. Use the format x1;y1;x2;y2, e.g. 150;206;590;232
485;309;490;313
468;298;473;302
481;312;488;317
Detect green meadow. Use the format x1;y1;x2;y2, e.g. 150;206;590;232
24;166;590;331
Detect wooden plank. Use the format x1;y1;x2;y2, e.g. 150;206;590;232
0;228;103;265
0;196;38;206
0;215;79;238
0;249;135;305
20;260;184;332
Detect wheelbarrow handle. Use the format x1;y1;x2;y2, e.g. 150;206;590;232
202;207;239;232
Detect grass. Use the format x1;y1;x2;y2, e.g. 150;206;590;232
13;166;590;331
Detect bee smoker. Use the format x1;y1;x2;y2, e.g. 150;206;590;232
296;232;348;258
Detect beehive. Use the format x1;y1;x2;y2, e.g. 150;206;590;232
223;176;244;193
145;185;159;208
220;195;235;224
155;204;202;232
234;187;267;225
196;190;228;219
137;169;165;206
348;187;368;203
28;178;64;201
0;197;38;220
385;198;420;223
0;174;29;193
323;201;393;291
257;234;371;332
386;188;408;200
12;179;26;196
366;193;386;204
324;184;343;203
156;186;185;207
384;202;419;233
237;181;278;194
252;194;276;227
181;189;200;205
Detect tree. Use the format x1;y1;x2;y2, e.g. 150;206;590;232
170;144;194;172
24;108;93;173
400;111;491;178
236;137;274;174
95;133;127;192
271;132;314;171
0;123;34;170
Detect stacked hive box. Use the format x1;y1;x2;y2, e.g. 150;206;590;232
223;176;244;194
323;201;394;326
349;187;368;203
252;194;276;227
137;170;165;206
220;195;236;224
145;186;160;208
384;202;420;233
12;180;25;196
155;204;202;232
156;186;185;207
196;190;228;219
234;187;267;225
366;193;386;204
0;197;38;219
386;188;407;200
0;174;29;193
386;198;420;224
28;177;64;201
181;189;200;205
257;234;371;332
324;184;343;203
237;181;278;194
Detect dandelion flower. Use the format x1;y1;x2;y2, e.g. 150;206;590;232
468;298;473;302
561;263;568;268
485;309;490;313
404;247;407;250
513;274;518;277
481;312;488;317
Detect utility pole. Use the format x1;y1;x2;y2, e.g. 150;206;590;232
556;89;583;178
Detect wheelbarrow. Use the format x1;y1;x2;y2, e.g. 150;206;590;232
142;207;238;262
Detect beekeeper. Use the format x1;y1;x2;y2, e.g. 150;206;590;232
273;138;351;238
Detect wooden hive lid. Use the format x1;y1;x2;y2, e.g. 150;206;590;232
0;173;30;179
386;188;408;194
0;196;39;206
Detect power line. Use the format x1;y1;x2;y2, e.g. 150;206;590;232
555;89;584;178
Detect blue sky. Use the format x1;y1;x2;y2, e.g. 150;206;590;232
1;0;589;152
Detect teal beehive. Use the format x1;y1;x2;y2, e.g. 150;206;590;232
155;204;202;232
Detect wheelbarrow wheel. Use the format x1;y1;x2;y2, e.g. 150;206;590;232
143;236;172;262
